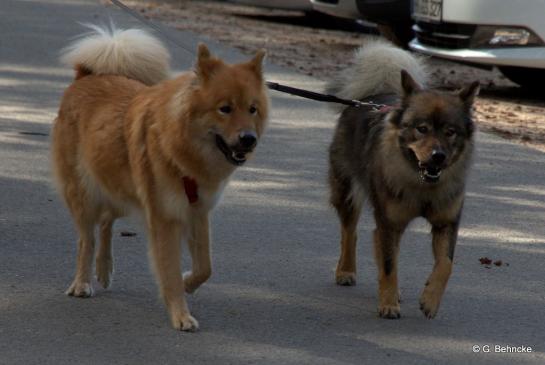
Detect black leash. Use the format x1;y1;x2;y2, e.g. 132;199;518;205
108;0;382;109
265;82;367;108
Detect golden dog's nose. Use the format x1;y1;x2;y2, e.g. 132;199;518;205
239;131;257;150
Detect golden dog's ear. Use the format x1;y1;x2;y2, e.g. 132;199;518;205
458;81;480;107
246;49;266;77
195;43;222;81
199;43;212;59
400;69;422;96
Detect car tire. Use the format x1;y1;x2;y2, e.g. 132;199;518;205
499;66;545;89
377;22;414;49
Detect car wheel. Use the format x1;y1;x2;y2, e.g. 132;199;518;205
377;22;413;49
499;66;545;89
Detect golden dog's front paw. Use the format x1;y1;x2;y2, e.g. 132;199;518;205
419;287;442;319
183;270;210;294
171;313;199;332
378;304;401;319
335;271;356;286
182;271;197;294
167;299;199;332
65;280;93;297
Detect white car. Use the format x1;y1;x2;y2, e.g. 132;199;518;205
410;0;545;88
311;1;414;47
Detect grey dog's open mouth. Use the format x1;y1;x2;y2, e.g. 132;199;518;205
407;149;443;184
215;134;250;166
419;164;442;183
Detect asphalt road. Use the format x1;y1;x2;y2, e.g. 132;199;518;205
1;1;545;364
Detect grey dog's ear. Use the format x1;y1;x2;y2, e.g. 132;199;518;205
458;81;480;107
459;81;480;136
400;69;422;96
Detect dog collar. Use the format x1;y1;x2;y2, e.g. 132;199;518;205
183;176;199;204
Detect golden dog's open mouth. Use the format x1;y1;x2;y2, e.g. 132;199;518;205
215;134;251;166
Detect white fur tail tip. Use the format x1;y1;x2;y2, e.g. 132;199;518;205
326;40;428;111
61;24;171;86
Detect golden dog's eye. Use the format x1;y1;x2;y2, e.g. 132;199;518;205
416;125;429;134
445;128;457;137
249;105;257;115
219;105;232;114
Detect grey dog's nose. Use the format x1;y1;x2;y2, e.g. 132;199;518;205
431;150;446;164
239;131;257;150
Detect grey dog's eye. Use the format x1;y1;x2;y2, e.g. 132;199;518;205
416;125;429;134
445;128;457;137
219;105;232;114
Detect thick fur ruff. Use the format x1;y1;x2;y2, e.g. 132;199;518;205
60;24;171;86
53;26;268;331
326;40;428;110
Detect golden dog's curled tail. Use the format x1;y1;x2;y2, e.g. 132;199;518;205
326;40;428;111
60;24;171;86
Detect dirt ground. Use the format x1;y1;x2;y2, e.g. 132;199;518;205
118;0;545;152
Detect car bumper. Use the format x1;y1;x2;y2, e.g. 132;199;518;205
311;0;360;19
410;39;545;69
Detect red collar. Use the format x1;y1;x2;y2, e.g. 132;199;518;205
182;176;199;204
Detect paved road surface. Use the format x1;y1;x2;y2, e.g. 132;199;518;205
1;1;544;364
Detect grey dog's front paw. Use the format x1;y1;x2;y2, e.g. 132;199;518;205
419;286;442;319
335;271;356;286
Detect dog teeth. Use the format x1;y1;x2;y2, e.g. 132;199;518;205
424;170;442;178
232;152;246;161
426;171;441;178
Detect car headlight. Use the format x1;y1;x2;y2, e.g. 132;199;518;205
471;26;544;48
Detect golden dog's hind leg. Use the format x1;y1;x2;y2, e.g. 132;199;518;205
183;212;211;294
419;222;458;319
96;213;115;289
66;216;96;298
148;216;198;331
374;223;403;319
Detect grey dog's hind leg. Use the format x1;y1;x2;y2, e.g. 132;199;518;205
330;171;362;286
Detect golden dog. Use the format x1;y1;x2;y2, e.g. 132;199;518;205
52;25;269;331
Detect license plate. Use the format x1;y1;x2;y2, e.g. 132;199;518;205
413;0;442;22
